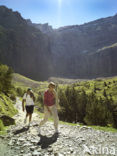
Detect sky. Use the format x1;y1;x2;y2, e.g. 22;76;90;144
0;0;117;28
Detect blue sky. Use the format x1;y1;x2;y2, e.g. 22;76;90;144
0;0;117;28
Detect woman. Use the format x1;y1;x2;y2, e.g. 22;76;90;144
22;88;35;126
39;82;59;134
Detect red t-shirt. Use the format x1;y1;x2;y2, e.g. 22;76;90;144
44;90;55;106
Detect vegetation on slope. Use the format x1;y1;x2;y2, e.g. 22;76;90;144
12;73;117;130
0;64;17;133
58;77;117;128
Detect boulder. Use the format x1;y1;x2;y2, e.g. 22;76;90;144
0;115;15;126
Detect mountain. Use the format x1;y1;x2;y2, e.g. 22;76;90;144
0;6;52;81
0;5;117;80
26;19;53;34
35;15;117;78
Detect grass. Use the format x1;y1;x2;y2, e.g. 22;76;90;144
12;73;49;89
49;77;87;84
97;42;117;53
89;125;117;133
12;73;49;99
0;126;7;135
0;120;4;131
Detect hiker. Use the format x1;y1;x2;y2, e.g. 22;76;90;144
22;88;35;126
39;82;59;134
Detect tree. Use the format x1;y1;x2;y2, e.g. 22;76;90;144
104;82;107;87
68;86;78;123
105;96;117;128
103;89;107;97
58;89;69;121
59;86;87;123
77;89;87;123
84;93;113;126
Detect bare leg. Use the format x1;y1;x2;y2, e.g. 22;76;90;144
24;113;29;123
29;114;32;123
26;113;29;118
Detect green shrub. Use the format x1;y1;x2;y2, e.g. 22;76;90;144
84;94;113;126
10;94;16;101
16;87;24;97
36;92;43;105
58;84;115;127
58;86;87;123
9;89;17;102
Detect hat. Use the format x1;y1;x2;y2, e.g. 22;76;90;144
48;82;56;88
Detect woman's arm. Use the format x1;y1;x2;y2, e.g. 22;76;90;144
33;95;35;102
22;99;26;112
22;93;26;111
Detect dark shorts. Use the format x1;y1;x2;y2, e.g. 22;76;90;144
25;105;34;114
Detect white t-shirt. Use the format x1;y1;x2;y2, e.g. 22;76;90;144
23;93;34;106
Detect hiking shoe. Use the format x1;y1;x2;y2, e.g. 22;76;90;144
24;118;27;124
38;127;41;134
28;122;31;127
55;129;59;134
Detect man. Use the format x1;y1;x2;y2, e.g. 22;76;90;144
22;88;35;126
39;82;59;134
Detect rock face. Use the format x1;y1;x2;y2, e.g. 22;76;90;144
32;14;117;78
47;15;117;78
0;6;52;81
27;20;53;34
0;5;117;80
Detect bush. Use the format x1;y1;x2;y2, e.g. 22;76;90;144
9;89;17;101
58;86;87;123
84;94;113;126
16;87;24;97
10;94;16;101
58;84;115;127
37;92;43;104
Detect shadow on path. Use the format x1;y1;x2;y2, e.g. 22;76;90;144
13;126;29;135
37;133;59;149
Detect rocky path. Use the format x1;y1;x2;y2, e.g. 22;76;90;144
1;98;117;156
